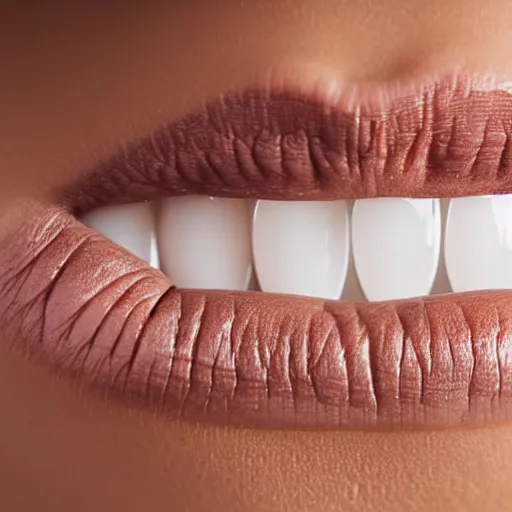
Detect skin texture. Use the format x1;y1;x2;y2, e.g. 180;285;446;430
3;1;512;510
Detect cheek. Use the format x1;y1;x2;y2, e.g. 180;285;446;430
0;340;512;512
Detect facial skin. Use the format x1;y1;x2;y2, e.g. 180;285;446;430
2;2;512;511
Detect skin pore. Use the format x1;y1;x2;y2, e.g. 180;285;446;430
2;1;512;510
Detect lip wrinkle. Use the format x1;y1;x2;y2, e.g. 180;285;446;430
3;207;512;430
106;290;509;428
61;76;512;214
6;71;512;429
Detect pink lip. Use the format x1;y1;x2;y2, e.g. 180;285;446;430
2;75;512;430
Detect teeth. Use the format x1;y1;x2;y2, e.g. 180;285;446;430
445;196;512;292
80;202;159;268
157;196;252;290
351;198;441;301
81;194;512;300
252;200;350;299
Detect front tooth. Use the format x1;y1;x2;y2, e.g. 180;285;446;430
252;200;350;299
157;196;252;290
445;195;512;292
351;198;441;301
80;202;159;268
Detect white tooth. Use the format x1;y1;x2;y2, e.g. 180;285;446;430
157;196;252;290
429;198;452;295
445;195;512;292
80;202;159;268
252;200;350;299
352;198;441;301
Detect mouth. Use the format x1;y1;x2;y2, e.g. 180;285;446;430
3;74;512;430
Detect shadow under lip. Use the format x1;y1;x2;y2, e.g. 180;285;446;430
1;204;512;432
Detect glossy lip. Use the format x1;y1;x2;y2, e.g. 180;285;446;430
3;75;512;430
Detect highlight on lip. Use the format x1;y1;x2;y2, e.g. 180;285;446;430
3;74;512;431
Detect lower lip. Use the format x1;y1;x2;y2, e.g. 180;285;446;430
1;204;511;431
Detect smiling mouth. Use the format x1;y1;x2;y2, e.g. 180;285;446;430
3;74;512;431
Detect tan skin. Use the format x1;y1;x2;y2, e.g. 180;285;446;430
2;2;512;511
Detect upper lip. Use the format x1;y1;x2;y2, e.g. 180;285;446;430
64;75;512;215
3;74;512;431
